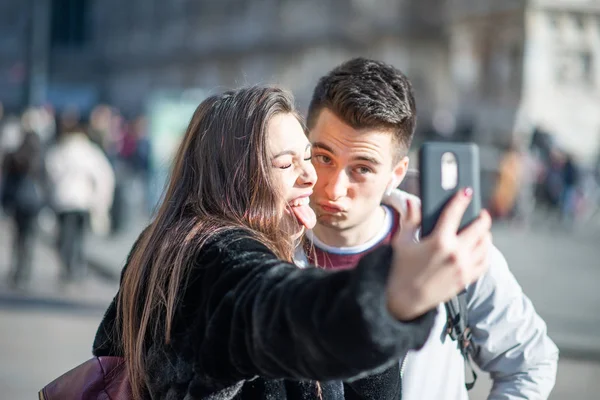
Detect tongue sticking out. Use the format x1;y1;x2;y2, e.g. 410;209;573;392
291;204;317;230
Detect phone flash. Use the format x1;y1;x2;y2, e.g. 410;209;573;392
441;152;458;190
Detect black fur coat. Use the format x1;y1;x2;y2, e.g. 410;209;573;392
93;229;435;399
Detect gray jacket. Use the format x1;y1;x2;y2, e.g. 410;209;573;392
384;189;559;400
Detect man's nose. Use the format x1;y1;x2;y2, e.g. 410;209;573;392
325;169;349;200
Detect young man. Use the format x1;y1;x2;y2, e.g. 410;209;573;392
304;58;559;400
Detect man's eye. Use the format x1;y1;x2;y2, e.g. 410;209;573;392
355;166;372;175
315;155;332;164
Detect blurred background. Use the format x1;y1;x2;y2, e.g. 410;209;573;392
1;0;600;398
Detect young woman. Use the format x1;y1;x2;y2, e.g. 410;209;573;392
93;86;489;399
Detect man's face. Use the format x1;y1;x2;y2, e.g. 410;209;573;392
309;109;408;231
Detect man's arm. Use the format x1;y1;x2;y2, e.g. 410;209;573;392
382;189;559;399
467;246;559;400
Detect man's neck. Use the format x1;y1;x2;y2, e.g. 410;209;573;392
312;206;387;248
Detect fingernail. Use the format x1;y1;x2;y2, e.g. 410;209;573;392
463;187;473;197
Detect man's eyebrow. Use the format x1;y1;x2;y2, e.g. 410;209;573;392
354;155;382;166
314;142;381;165
312;142;335;154
273;144;312;158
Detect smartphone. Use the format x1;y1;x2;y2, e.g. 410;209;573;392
418;142;481;237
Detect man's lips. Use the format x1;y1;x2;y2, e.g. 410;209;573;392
318;203;346;213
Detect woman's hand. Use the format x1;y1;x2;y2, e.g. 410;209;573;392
386;189;492;321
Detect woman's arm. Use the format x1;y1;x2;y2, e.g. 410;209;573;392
343;363;401;400
192;233;436;385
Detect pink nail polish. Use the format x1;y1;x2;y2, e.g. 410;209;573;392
463;187;473;197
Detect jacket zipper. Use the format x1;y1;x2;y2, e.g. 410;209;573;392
399;354;407;394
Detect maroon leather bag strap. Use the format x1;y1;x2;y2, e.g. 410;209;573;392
38;356;131;400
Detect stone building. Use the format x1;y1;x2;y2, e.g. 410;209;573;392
1;0;599;161
447;0;600;161
518;0;600;162
0;0;31;109
1;0;450;126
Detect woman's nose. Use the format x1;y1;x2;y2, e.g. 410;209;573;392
297;162;317;188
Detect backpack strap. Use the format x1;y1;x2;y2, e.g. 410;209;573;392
445;289;478;390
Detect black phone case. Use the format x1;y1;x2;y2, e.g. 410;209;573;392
419;142;481;237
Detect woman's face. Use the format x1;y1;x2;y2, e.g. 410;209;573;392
267;113;317;235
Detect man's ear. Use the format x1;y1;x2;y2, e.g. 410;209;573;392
385;156;410;195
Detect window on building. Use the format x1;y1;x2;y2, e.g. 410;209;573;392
573;14;585;31
548;12;560;30
50;0;90;48
509;44;522;90
580;52;593;82
556;50;595;87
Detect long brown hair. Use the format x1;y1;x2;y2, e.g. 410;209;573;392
118;86;303;399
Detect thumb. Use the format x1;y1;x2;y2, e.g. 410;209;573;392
394;199;421;246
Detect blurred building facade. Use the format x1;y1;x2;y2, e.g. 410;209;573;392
517;0;600;161
0;0;31;109
1;0;600;161
84;0;453;123
447;0;600;162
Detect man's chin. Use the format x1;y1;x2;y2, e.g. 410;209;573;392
315;216;349;231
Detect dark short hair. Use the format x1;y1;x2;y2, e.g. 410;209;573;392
307;57;417;157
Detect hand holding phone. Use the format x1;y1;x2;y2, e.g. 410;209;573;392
387;189;492;320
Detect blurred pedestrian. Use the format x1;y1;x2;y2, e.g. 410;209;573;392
0;116;25;216
88;104;113;154
1;131;45;288
595;151;600;184
514;147;542;226
130;116;152;214
36;105;58;147
490;143;523;220
542;149;565;214
561;154;580;224
0;115;24;164
45;116;115;282
0;102;5;197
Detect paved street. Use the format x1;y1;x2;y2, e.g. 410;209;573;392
492;220;600;359
0;217;117;398
0;215;599;399
0;308;105;399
